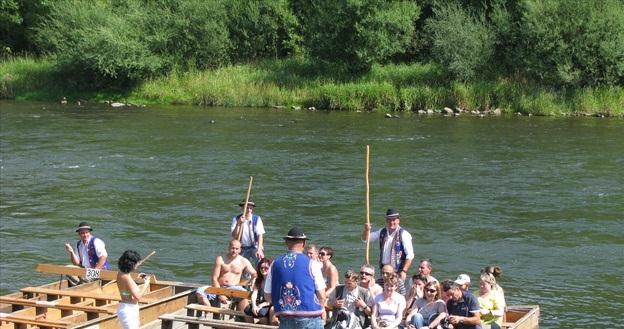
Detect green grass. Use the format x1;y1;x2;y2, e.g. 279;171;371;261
2;56;623;116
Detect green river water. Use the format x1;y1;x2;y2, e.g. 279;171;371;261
0;101;623;328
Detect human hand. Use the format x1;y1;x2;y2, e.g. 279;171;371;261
257;249;265;260
64;243;73;254
364;223;372;231
481;308;490;315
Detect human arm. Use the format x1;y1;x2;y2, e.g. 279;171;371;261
256;234;265;259
211;256;228;303
371;302;380;329
64;243;80;266
263;263;273;304
244;258;258;287
231;216;244;240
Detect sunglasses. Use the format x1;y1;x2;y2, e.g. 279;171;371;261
260;267;270;270
426;289;437;293
360;272;373;276
319;252;328;256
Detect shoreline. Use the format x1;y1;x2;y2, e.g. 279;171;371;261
2;57;623;117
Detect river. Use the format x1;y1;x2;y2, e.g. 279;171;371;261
0;100;622;328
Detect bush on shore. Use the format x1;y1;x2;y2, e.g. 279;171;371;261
2;56;621;116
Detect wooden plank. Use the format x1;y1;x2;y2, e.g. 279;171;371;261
0;312;70;328
158;314;277;329
204;287;251;299
185;304;245;317
0;296;116;314
36;264;142;282
20;287;157;304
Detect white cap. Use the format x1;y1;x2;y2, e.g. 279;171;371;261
454;274;471;285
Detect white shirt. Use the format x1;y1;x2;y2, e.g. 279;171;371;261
263;252;326;294
367;227;414;265
77;237;107;268
230;214;265;247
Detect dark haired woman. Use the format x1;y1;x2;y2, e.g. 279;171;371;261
116;250;151;329
244;258;275;324
405;281;446;329
319;246;339;296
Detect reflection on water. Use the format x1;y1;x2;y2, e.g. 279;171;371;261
1;101;623;328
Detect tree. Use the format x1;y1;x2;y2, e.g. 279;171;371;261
293;0;420;73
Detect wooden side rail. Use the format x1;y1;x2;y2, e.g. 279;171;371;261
0;296;116;314
204;286;251;300
185;303;245;317
159;314;277;329
0;312;70;328
36;264;143;282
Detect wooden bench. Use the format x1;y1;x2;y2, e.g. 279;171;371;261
0;312;70;328
20;287;156;305
0;296;116;316
159;313;277;329
186;303;245;319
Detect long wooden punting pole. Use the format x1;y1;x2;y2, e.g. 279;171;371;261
365;145;371;264
137;250;156;268
236;176;254;241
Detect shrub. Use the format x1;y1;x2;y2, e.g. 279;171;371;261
425;1;496;82
294;0;420;73
517;0;624;87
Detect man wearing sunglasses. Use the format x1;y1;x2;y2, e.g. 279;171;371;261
358;264;382;298
362;209;415;282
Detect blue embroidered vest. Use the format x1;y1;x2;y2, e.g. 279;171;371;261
271;251;322;317
379;227;406;271
77;236;109;270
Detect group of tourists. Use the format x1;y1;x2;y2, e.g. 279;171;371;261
64;200;506;329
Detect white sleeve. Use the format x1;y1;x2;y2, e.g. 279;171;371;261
311;261;326;291
255;216;266;235
94;238;107;257
402;231;414;260
364;228;382;242
230;216;237;233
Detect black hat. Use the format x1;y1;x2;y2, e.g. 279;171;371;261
239;199;256;207
75;222;93;232
385;209;400;219
283;227;308;240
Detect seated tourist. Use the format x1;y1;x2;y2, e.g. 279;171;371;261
442;280;481;329
478;273;506;329
416;259;438;283
377;264;407;296
320;246;339;295
371;273;406;329
454;274;471;292
244;258;276;325
359;264;383;299
196;239;257;314
403;274;427;321
481;265;505;301
405;281;446;329
327;270;373;329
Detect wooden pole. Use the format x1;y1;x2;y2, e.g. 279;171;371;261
365;145;371;264
236;176;254;241
136;250;156;269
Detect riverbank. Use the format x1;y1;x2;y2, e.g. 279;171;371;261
2;56;622;116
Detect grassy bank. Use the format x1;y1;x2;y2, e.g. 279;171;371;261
2;56;622;116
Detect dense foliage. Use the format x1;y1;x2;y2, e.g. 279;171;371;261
1;0;623;91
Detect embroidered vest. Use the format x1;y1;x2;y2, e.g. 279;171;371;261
271;251;322;317
77;236;109;269
378;227;406;271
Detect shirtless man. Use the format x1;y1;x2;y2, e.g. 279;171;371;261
196;239;257;311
